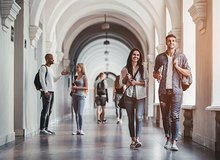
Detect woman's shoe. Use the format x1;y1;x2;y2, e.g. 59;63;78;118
102;119;107;124
130;141;136;148
135;139;142;148
97;120;101;124
79;130;85;135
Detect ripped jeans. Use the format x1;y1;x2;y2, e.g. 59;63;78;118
159;89;183;141
124;95;145;138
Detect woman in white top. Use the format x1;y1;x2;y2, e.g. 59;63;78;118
120;48;148;148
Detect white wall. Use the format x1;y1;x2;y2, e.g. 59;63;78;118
0;24;15;145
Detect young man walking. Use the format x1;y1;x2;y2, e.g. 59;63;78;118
153;34;191;151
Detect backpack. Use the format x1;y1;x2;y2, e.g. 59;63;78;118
97;80;106;95
34;65;48;90
181;74;192;91
175;53;192;91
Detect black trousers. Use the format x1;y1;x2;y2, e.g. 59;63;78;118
40;92;54;130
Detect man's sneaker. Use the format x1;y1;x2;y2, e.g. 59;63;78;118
164;140;171;149
46;129;55;134
40;129;51;135
116;120;120;124
170;143;179;151
79;130;85;135
135;139;142;148
130;141;136;148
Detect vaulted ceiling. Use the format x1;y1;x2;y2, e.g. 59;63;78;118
29;0;179;85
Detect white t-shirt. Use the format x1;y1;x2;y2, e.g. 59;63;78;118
166;55;173;89
39;65;61;92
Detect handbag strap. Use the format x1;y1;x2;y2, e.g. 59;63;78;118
123;66;140;93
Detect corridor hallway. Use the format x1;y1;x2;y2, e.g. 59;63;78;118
0;107;219;160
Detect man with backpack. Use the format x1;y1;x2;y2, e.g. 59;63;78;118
95;72;108;124
153;34;191;151
38;53;68;135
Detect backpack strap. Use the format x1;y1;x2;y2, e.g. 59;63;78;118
41;65;48;85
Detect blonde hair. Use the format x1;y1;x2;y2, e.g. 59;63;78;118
76;63;86;75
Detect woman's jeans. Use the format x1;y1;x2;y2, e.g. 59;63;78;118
124;95;145;138
114;93;122;119
72;95;85;130
159;89;183;141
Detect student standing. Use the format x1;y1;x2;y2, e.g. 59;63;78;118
71;63;88;135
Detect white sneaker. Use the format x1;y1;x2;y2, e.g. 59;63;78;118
130;141;136;148
72;130;80;135
46;129;55;134
164;140;171;149
72;131;77;135
40;129;51;135
135;139;142;148
171;143;179;151
79;130;85;135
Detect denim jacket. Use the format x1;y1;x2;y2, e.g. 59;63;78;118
154;51;191;95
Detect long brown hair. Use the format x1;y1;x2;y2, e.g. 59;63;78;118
126;48;144;79
114;75;120;89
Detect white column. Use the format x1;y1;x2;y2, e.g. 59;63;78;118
206;0;220;111
0;0;21;31
182;0;196;106
0;0;20;146
188;1;207;35
29;25;42;48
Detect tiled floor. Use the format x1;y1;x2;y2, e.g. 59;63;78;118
0;107;220;160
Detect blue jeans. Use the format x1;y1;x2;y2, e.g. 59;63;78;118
72;95;85;130
159;89;183;141
124;95;145;138
114;93;122;119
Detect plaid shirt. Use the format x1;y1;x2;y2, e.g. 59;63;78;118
154;51;191;95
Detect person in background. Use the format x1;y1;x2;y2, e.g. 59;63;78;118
120;48;148;148
113;75;124;124
39;53;68;135
71;63;88;135
95;72;108;124
153;34;191;151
